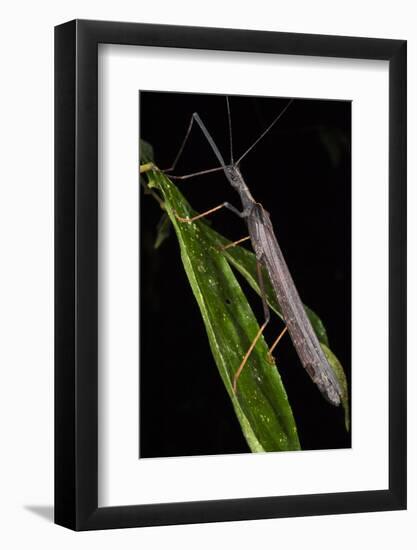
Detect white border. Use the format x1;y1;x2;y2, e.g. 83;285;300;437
98;44;389;506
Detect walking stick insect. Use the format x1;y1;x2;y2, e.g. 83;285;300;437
142;97;342;406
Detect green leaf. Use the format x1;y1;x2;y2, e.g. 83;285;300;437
322;344;350;431
142;158;350;446
144;167;301;452
154;213;172;249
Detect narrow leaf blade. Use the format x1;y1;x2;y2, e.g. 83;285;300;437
145;168;301;452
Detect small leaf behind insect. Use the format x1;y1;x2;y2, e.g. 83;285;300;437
144;167;301;452
322;344;350;432
140;138;155;163
154;213;172;249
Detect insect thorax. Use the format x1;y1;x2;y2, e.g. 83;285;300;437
225;165;243;189
225;165;256;208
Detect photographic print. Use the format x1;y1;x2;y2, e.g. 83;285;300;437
139;91;351;458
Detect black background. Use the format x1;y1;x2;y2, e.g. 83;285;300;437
139;91;351;458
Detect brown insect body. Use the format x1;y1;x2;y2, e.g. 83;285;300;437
229;165;342;406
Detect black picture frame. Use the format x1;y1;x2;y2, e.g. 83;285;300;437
55;19;407;531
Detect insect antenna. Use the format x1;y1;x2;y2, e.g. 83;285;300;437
236;98;294;166
226;96;234;165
